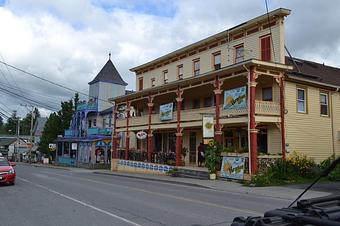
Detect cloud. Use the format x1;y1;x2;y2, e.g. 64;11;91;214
0;0;340;118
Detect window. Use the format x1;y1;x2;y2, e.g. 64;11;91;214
193;59;200;76
260;35;271;61
151;78;156;87
262;87;273;101
93;119;97;127
193;99;200;109
204;97;212;107
138;77;143;91
163;70;168;84
103;118;106;128
320;92;329;116
108;117;112;127
235;45;244;63
177;65;183;79
297;88;307;113
213;52;221;70
88;120;92;128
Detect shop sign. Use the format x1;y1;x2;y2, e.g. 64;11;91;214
71;143;77;150
160;103;173;121
203;115;214;138
48;143;56;151
223;86;247;110
136;131;147;140
220;156;245;180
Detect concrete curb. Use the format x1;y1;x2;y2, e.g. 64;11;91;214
18;163;71;171
93;171;211;189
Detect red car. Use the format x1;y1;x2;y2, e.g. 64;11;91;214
0;157;16;185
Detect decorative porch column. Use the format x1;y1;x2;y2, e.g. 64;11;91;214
214;76;223;144
249;66;258;175
147;95;154;162
175;87;183;166
279;75;286;160
61;142;65;157
68;142;71;157
112;109;118;159
125;101;130;160
55;143;59;162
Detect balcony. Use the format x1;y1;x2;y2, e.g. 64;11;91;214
87;127;112;136
116;101;280;129
76;101;97;111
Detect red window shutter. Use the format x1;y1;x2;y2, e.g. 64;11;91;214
261;36;271;61
139;78;143;91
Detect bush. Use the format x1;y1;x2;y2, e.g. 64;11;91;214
205;140;222;174
318;156;340;181
249;152;317;186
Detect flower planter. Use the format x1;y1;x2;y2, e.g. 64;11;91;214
209;173;216;180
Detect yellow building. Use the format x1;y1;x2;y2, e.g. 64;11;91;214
110;8;340;175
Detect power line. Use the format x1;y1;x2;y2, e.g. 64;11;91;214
0;60;111;104
0;86;59;111
0;53;20;89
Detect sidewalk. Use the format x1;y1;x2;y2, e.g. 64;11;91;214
25;163;331;201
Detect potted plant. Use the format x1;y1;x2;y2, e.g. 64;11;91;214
181;147;188;166
205;140;222;180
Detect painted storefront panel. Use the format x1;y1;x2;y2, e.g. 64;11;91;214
160;103;173;121
220;156;245;180
223;86;247;110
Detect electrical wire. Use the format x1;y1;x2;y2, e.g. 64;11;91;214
0;60;112;104
265;0;277;61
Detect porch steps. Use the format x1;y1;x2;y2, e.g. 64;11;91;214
176;168;209;180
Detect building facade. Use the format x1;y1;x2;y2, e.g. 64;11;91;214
55;57;127;168
110;8;340;175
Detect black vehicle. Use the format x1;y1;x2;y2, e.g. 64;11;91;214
232;158;340;226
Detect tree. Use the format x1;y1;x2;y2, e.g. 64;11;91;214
0;115;4;133
39;98;74;155
4;111;18;135
74;93;79;111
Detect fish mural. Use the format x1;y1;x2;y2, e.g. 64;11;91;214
223;86;247;110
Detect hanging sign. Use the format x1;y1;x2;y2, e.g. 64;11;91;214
48;143;56;151
71;143;77;150
203;115;214;138
224;86;247;110
136;131;147;140
159;103;173;121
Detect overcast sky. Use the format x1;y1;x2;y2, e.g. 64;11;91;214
0;0;339;118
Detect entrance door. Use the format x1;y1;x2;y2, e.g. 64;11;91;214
189;132;196;164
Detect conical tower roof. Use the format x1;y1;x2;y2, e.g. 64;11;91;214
88;58;128;86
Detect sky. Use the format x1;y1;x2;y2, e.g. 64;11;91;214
0;0;339;119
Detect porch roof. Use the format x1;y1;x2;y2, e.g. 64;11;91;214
111;59;292;103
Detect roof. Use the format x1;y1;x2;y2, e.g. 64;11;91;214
99;107;113;116
33;117;48;136
89;59;128;86
0;138;16;146
285;56;340;87
130;8;291;72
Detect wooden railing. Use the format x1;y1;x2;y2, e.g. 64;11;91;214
116;101;280;128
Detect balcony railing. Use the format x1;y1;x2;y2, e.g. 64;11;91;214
116;100;280;128
87;127;112;136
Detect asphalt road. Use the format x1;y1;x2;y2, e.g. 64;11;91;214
0;165;290;226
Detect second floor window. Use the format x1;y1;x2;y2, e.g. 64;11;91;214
193;99;200;109
261;35;271;61
178;65;183;80
262;87;273;101
103;118;106;128
297;88;307;113
193;59;200;76
88;120;92;128
235;45;244;63
93;119;97;127
204;97;212;107
108;117;112;127
163;70;168;84
320;92;329;116
213;52;221;70
151;78;156;87
139;77;143;91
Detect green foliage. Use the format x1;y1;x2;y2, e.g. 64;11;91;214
319;155;340;181
181;147;188;158
205;140;222;174
4;111;18;135
166;168;179;177
39;96;75;156
249;152;317;186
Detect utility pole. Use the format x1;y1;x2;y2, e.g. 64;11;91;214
15;117;20;162
21;104;35;163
